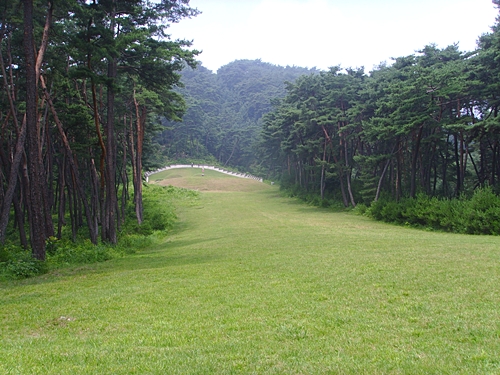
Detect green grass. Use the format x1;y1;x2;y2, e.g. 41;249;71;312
2;169;500;374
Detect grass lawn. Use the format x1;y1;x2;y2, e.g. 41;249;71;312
1;168;500;374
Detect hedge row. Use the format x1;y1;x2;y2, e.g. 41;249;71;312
367;187;500;235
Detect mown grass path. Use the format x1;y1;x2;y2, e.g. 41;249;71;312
2;169;500;374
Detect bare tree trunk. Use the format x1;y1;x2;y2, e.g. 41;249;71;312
344;138;356;207
66;162;76;242
90;158;100;236
40;75;98;244
57;157;66;239
13;192;28;248
395;138;403;201
338;122;355;207
104;6;118;244
454;133;462;195
410;125;424;198
132;91;145;224
320;139;327;200
0;117;26;244
120;124;128;227
24;0;47;259
375;158;391;202
0;27;26;244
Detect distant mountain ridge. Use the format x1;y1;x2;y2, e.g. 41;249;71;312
157;59;317;170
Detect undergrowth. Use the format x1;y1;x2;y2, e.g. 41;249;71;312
366;186;500;235
0;184;198;280
281;183;500;235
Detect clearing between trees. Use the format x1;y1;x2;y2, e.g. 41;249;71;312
1;169;500;374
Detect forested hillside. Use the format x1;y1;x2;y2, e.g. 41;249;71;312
158;59;315;169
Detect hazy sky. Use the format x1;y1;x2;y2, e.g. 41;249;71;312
168;0;498;73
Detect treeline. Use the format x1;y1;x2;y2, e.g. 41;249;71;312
159;59;316;170
258;9;500;208
0;0;199;260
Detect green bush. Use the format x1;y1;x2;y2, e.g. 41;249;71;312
380;200;404;223
125;184;198;236
367;186;500;235
3;250;47;279
146;208;177;231
118;234;153;252
352;203;368;215
464;186;500;235
366;199;385;221
0;246;10;263
47;239;113;266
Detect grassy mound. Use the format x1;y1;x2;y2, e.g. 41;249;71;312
151;167;269;193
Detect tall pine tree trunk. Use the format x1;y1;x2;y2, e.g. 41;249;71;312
0;28;25;244
133;91;145;224
45;82;98;243
320;140;327;200
104;3;118;244
410;125;424;198
24;0;47;259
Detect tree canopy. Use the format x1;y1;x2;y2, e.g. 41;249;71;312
257;4;500;206
0;0;199;259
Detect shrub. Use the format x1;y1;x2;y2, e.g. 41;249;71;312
118;234;153;252
0;184;199;280
352;203;368;215
462;186;500;235
4;250;47;279
380;200;404;223
47;239;113;266
366;199;385;221
0;246;10;263
367;187;500;235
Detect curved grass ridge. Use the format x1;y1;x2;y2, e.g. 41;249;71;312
145;164;263;182
1;169;500;374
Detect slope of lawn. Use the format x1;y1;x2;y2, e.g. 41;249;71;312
1;168;500;374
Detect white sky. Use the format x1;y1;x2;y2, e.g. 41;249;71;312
168;0;498;73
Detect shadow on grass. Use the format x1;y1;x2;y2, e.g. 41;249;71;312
6;237;223;288
127;236;224;271
119;251;221;271
164;236;223;250
276;194;351;214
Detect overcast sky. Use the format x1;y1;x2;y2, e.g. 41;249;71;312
167;0;498;73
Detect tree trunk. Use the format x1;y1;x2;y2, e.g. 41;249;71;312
13;193;28;249
0;118;26;244
344;137;356;207
104;8;118;244
454;133;462;195
24;0;47;260
133;91;145;224
320;140;326;200
40;75;98;244
120;128;128;227
0;29;25;244
375;157;391;202
396;138;403;201
57;157;66;239
410;125;424;198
